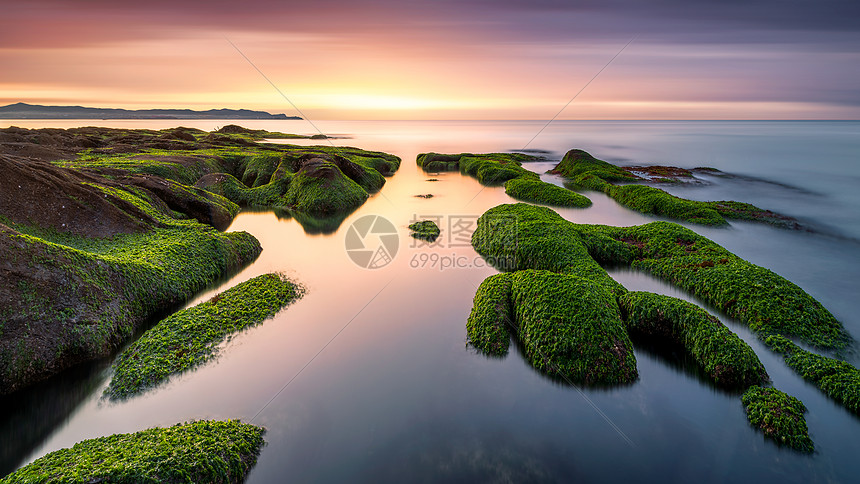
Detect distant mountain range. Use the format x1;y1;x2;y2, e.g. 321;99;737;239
0;102;300;120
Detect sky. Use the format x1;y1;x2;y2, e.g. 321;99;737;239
2;0;859;120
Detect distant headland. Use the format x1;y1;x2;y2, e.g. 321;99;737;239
0;102;300;120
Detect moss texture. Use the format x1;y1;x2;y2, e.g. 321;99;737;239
619;291;767;388
742;386;814;453
58;128;401;222
1;192;261;394
554;149;799;228
417;152;592;208
106;273;303;399
765;335;860;415
504;177;591;208
408;220;441;242
472;203;846;349
509;270;637;384
0;420;265;483
466;273;514;356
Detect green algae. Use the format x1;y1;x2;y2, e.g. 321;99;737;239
0;420;265;483
553;149;638;183
57;128;401;221
619;291;767;389
282;161;369;216
417;152;592;208
508;270;637;384
742;386;814;453
466;273;514;356
408;220;441;242
106;273;303;399
0;184;261;394
765;335;860;415
472;203;847;349
466;270;637;384
503;177;592;208
555;149;799;228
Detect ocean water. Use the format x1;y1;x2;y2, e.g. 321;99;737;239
1;120;859;482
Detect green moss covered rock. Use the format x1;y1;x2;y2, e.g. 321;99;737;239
554;149;800;228
509;270;638;384
106;273;303;399
466;273;514;356
0;420;265;483
408;220;441;242
766;335;860;415
417;152;592;208
742;386;814;453
472;203;847;349
504;177;592;208
0;199;261;395
620;291;767;388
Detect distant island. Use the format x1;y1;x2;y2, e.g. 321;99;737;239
0;102;300;120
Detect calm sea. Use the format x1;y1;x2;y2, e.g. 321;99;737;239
2;120;859;482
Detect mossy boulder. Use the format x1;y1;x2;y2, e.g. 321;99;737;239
511;270;637;384
408;220;441;242
620;291;768;388
742;386;814;453
0;420;265;483
0;153;262;394
106;273;303;399
553;149;638;182
282;158;369;216
467;270;637;385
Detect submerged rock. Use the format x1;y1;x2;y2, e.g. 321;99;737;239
742;386;814;453
408;220;441;242
553;149;803;228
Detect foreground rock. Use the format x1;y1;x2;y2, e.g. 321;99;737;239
0;155;260;394
467;203;775;388
468;270;638;385
106;273;304;399
0;420;265;483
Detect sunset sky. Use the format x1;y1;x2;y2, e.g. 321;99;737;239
2;0;859;120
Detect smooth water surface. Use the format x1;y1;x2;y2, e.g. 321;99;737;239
2;120;859;482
